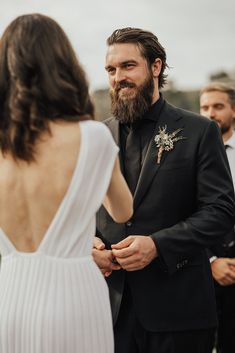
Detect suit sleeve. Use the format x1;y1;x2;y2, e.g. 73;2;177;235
151;121;235;275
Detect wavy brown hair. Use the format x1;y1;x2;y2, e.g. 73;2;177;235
0;13;94;162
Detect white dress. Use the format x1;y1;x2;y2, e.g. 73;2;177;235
0;121;118;353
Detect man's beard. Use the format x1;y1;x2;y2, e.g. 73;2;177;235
220;122;232;135
110;74;154;124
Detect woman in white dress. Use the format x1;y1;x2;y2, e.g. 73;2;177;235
0;14;133;353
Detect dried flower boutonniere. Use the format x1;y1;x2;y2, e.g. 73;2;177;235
154;125;186;164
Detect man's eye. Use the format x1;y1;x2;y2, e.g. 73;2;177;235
107;68;115;74
125;64;134;69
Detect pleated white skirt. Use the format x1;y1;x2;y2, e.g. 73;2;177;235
0;253;114;353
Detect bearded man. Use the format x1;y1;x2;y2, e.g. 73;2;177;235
93;28;235;353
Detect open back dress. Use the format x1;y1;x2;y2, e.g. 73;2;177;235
0;121;118;353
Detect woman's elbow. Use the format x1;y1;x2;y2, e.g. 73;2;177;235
113;205;134;223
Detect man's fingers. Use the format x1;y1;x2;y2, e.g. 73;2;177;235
227;258;235;266
116;258;145;271
112;246;134;258
104;271;112;277
111;236;134;250
93;236;105;250
227;270;235;281
110;262;122;270
216;269;235;285
115;254;139;267
219;277;235;286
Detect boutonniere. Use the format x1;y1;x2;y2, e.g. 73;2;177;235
154;125;186;164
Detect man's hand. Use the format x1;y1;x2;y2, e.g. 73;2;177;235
111;235;157;271
211;257;235;286
92;237;121;277
93;236;106;251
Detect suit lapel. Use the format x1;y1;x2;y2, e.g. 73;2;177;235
105;103;185;211
134;102;184;210
106;118;119;144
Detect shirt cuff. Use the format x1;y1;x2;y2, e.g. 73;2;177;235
209;256;218;263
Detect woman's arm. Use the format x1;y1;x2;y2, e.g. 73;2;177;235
103;157;133;223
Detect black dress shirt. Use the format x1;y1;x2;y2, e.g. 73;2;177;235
120;95;165;192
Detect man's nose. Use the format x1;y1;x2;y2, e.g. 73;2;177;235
208;108;216;120
114;68;126;84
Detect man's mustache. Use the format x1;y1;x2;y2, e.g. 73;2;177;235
114;81;136;92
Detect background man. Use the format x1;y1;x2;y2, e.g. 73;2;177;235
93;28;235;353
200;82;235;353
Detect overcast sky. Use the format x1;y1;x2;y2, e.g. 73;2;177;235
1;0;234;91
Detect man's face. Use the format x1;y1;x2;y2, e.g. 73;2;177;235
200;91;235;134
105;43;158;123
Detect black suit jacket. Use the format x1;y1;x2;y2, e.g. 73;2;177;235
97;101;235;332
207;226;235;260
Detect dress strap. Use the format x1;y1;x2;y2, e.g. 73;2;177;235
0;228;16;256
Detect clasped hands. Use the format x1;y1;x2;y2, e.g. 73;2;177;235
92;235;157;277
211;257;235;286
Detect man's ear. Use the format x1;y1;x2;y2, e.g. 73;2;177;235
151;58;162;78
232;105;235;119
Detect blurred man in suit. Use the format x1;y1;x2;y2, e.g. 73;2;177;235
200;82;235;353
93;28;235;353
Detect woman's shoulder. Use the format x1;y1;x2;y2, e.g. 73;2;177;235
82;119;109;131
81;120;113;142
81;120;118;157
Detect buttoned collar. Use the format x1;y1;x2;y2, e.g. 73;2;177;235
142;94;165;122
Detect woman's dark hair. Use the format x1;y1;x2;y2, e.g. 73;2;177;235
0;13;94;161
107;27;168;89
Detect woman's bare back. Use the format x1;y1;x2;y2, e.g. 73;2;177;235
0;121;81;252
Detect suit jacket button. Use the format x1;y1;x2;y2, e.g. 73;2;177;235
126;221;132;227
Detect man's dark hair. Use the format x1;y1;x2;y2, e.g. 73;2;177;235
107;27;168;89
0;13;94;162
